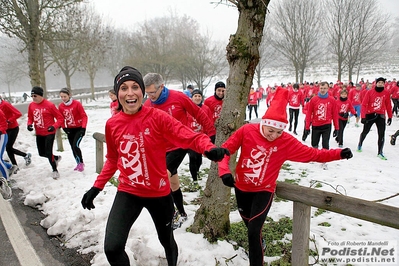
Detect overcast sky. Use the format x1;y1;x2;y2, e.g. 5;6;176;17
92;0;399;42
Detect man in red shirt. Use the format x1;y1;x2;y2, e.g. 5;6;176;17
218;87;353;266
143;72;216;228
305;81;339;169
27;86;64;179
204;81;226;125
357;77;392;160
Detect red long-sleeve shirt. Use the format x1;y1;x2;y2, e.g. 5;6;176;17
58;100;88;129
0;109;7;134
288;90;303;109
187;104;213;133
305;95;339;130
360;89;392;119
336;98;356;121
0;100;22;129
27;99;64;136
94;106;216;197
218;123;342;193
203;95;223;124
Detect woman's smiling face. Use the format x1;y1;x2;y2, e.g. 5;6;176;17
118;80;143;114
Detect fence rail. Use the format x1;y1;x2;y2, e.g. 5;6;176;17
92;131;399;266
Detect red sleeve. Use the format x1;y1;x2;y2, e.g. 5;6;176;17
77;101;88;128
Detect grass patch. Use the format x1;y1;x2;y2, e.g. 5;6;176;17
313;208;327;217
318;222;331;227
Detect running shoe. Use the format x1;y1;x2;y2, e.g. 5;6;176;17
24;153;32;166
0;177;12;200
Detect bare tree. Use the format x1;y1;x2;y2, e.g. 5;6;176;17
44;6;85;89
176;34;227;91
191;0;270;241
78;6;111;99
0;0;83;91
270;0;322;83
0;37;28;100
254;17;276;88
323;0;390;82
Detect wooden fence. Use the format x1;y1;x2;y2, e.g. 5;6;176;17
92;132;399;265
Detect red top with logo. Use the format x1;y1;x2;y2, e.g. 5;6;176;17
58;100;88;129
94;106;216;197
218;123;342;193
27;99;64;136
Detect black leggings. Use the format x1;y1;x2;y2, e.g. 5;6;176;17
188;149;202;181
311;124;332;149
36;134;59;171
235;188;274;266
336;119;348;146
248;105;258;120
6;126;27;165
358;114;386;154
104;192;178;266
288;108;299;131
63;128;84;163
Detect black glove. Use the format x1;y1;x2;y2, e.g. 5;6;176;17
27;125;33;131
340;148;353;160
220;174;235;187
354;114;358;118
361;118;366;124
80;128;86;136
333;130;339;138
204;148;230;162
304;129;310;136
387;118;392;126
63;128;70;134
81;187;101;210
210;135;216;144
47;126;55;132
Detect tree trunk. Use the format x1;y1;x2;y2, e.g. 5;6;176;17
191;0;269;242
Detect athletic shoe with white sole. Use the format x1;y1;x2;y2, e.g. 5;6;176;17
0;177;12;200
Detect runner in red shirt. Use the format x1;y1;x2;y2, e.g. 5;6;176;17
218;87;353;266
27;86;64;179
204;81;226;124
143;72;217;228
357;77;392;160
81;66;228;266
58;87;88;172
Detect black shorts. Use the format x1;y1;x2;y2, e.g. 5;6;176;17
166;148;188;175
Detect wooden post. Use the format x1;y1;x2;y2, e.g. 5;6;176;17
93;132;105;174
291;202;311;266
56;129;64;152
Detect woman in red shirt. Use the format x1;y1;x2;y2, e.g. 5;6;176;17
58;88;88;171
81;66;228;266
218;88;353;266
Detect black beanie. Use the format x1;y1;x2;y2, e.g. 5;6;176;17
375;77;386;83
191;89;203;98
31;86;44;96
114;66;145;95
214;81;226;91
